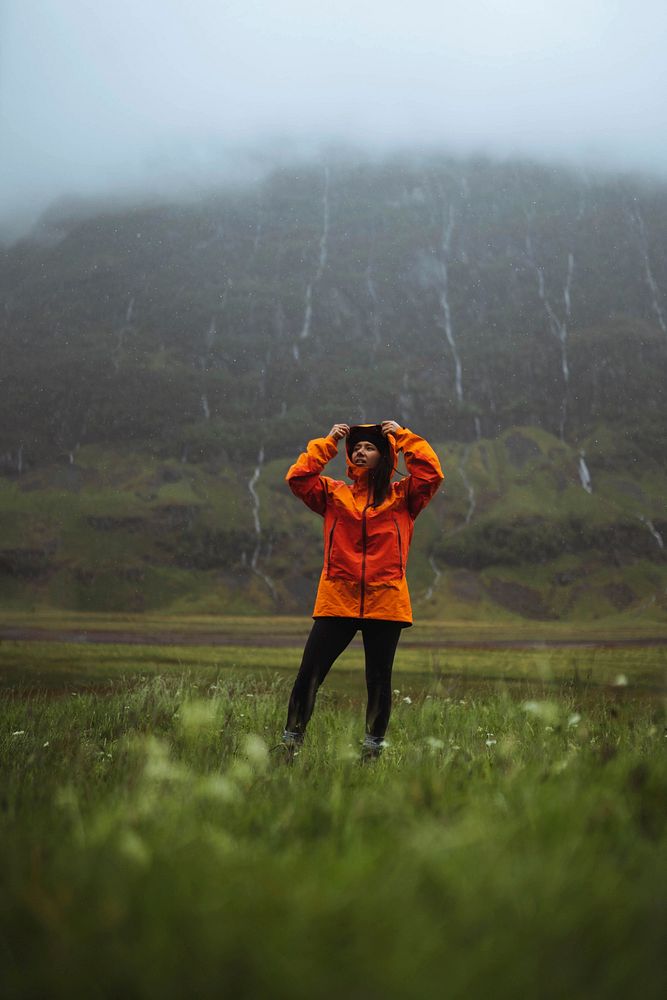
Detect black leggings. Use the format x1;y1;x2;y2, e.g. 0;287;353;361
285;617;403;739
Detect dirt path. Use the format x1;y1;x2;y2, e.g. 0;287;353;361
1;626;666;650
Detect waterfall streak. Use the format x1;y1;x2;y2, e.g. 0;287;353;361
638;515;664;549
630;208;666;333
398;372;413;425
438;206;463;403
424;554;442;602
578;453;592;494
248;448;264;539
525;236;573;439
564;253;574;319
365;264;381;347
248;447;278;600
298;166;330;345
458;446;476;525
299;284;313;340
253;203;263;256
315;168;330;283
113;295;137;371
204;319;216;350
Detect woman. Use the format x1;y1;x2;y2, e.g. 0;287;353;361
278;420;444;762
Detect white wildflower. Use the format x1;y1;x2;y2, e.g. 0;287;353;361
485;738;497;747
402;696;412;705
199;774;236;803
142;737;189;784
567;713;581;728
522;700;559;725
11;731;25;737
178;699;217;735
242;734;268;768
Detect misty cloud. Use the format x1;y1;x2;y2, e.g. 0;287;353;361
2;0;666;232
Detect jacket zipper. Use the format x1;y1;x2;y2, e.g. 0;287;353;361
359;485;371;618
326;518;338;576
393;517;403;575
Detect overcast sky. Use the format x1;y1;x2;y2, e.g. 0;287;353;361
2;0;666;231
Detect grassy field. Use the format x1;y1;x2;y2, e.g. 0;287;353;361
1;634;666;694
0;628;665;999
2;607;667;642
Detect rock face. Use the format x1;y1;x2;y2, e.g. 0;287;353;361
0;151;666;619
2;154;667;467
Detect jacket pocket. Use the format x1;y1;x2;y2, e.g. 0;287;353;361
363;516;404;584
326;518;338;577
325;517;362;582
393;517;404;576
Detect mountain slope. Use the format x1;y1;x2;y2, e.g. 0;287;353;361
1;153;666;620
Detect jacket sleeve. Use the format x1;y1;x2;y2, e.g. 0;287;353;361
285;435;340;515
394;427;444;519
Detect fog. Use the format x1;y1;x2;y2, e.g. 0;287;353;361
2;0;666;234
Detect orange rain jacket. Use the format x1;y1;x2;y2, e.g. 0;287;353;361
286;426;444;625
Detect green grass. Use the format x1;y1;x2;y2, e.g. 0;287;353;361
1;644;666;998
0;636;666;693
1;608;666;641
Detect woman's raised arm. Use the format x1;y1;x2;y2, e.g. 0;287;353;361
389;424;444;518
285;425;348;515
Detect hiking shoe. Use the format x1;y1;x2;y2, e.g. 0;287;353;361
269;729;303;765
360;735;385;764
269;742;300;764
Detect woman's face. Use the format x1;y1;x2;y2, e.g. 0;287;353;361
351;440;381;470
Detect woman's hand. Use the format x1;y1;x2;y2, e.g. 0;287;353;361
381;420;401;436
328;423;350;441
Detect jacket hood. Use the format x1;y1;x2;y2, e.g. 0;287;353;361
345;424;398;482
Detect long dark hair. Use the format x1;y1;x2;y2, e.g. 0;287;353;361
370;450;393;507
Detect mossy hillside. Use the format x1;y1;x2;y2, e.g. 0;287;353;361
0;424;665;620
436;427;666;560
